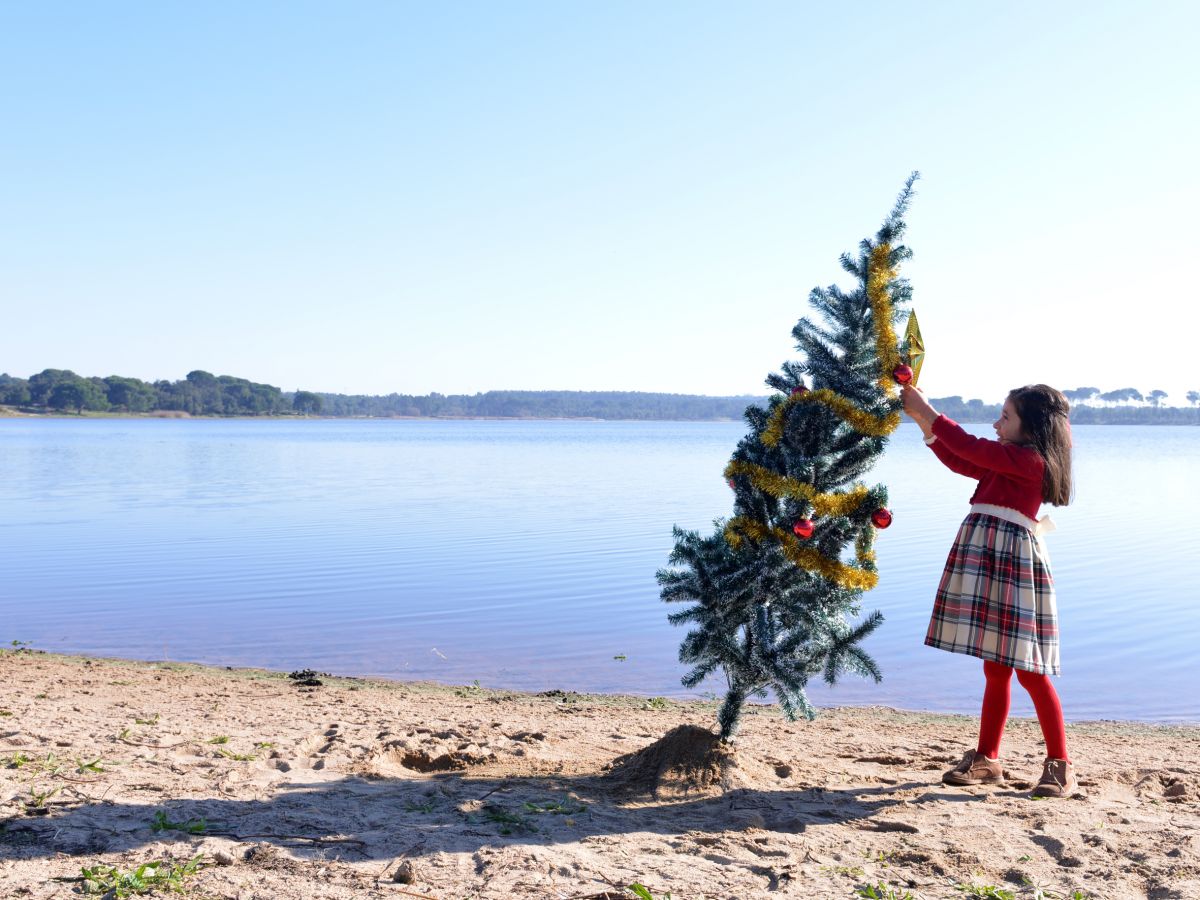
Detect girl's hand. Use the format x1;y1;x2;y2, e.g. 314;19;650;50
901;385;939;431
900;384;925;415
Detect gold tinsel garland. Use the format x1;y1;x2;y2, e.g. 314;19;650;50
725;516;879;591
724;459;869;517
761;389;901;446
730;239;901;591
867;243;902;393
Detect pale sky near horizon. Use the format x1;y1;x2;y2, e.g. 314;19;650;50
2;1;1198;403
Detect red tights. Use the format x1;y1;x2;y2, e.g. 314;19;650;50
977;660;1068;761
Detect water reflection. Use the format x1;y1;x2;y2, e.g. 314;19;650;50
0;419;1196;722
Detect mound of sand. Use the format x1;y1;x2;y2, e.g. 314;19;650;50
602;724;734;799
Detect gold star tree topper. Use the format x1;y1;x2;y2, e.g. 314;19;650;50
903;311;925;386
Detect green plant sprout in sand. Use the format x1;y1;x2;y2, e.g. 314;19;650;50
26;784;62;812
454;679;484;697
75;756;105;775
213;746;256;761
150;810;209;834
1020;878;1091;900
522;795;587;815
7;751;63;776
955;884;1015;900
478;804;535;834
857;883;915;900
628;884;671;900
6;751;32;769
78;854;206;897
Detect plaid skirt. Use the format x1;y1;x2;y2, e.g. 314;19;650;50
925;504;1059;675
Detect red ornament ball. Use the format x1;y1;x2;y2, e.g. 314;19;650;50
893;364;914;385
792;518;815;539
727;478;736;490
790;385;808;396
871;507;894;529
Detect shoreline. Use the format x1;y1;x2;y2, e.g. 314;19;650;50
10;648;1200;731
2;650;1197;898
0;406;739;423
4;407;1197;425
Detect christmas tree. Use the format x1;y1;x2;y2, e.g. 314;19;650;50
658;174;917;741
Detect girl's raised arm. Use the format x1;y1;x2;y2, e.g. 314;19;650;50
901;386;989;479
930;416;1043;480
927;432;989;479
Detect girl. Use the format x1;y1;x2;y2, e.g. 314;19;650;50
901;383;1075;799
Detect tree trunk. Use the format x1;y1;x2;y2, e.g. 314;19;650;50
717;683;748;741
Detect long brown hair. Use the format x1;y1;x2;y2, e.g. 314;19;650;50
1008;384;1073;506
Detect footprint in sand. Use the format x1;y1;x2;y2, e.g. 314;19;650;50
292;722;346;770
1136;770;1195;801
855;754;913;766
362;728;499;775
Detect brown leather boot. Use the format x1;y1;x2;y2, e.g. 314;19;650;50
1032;757;1077;798
942;749;1004;785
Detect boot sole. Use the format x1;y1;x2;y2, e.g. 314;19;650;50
1031;785;1076;798
942;774;1005;786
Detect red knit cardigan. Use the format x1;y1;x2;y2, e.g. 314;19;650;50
928;415;1045;521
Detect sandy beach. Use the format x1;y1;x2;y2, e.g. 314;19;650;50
1;650;1197;899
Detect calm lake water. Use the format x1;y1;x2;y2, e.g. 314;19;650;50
1;418;1197;723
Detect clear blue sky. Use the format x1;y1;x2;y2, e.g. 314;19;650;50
3;1;1197;402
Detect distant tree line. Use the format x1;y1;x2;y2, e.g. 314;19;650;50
0;369;299;416
312;389;763;420
929;388;1200;425
1062;386;1180;407
2;370;1197;423
0;370;759;420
